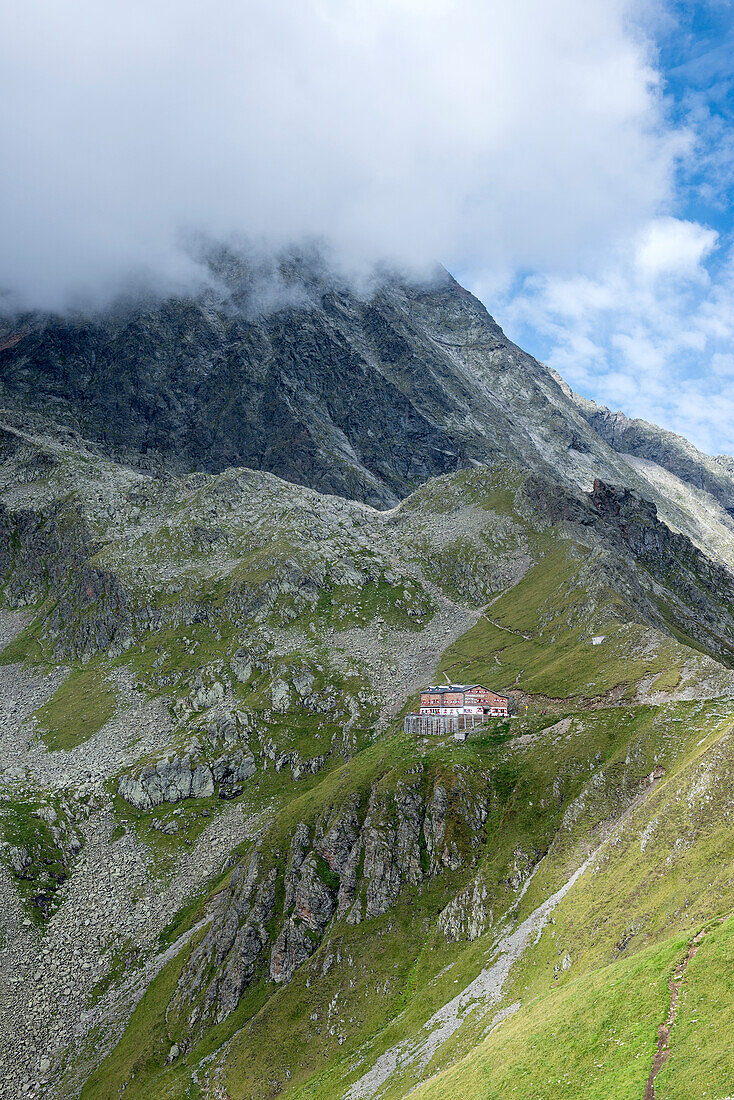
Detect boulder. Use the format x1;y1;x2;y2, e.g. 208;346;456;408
118;747;255;809
8;845;31;878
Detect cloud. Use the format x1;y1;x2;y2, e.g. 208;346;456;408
634;216;717;278
0;0;682;309
492;218;734;456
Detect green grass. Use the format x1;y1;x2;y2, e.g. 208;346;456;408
87;938;141;1009
66;691;734;1100
420;534;513;607
80;695;734;1100
304;577;435;632
400;463;527;516
408;916;734;1100
0;795;74;921
505;701;734;992
219;886;474;1100
79;936;199;1100
40;458;734;1100
439;542;693;700
274;700;734;1100
79;727;502;1100
116;618;375;767
657;915;734;1100
0;612;45;664
33;666;117;751
117;619;239;681
650;666;682;692
410;933;685;1100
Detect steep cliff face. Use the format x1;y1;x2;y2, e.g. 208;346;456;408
529;475;734;663
0;256;650;508
168;764;491;1049
0;496;132;660
0;268;474;506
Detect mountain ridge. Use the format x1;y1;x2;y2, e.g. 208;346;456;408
0;257;733;1100
4;258;734;577
549;367;734;513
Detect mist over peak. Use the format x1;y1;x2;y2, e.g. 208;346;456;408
1;0;675;311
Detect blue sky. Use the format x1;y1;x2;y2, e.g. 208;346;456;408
480;1;734;456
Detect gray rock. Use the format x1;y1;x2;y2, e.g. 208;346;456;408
269;919;315;985
170;850;277;1043
218;784;243;800
230;652;253;684
271;851;336;984
316;800;361;874
118;748;254;810
0;256;640;510
8;845;31;878
188;681;225;711
211;748;256;785
291;669;315;697
362;780;424;918
270;679;291;712
191;762;215;799
437;878;491;942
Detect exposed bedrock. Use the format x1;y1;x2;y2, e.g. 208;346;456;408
168;769;490;1046
117;748;256;810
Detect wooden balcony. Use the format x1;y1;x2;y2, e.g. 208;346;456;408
404;712;503;737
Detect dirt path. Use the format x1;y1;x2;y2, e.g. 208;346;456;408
481;613;534;641
643;927;709;1100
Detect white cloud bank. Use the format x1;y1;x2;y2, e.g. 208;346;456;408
4;0;730;456
0;0;680;308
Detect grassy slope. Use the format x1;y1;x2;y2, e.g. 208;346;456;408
286;701;734;1100
79;727;497;1100
381;696;734;1097
4;458;734;1100
410;916;734;1100
656;915;734;1100
81;699;734;1100
410;933;684;1100
34;666;117;750
79;941;201;1100
439;541;697;701
0;793;74;922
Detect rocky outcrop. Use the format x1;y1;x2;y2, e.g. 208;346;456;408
170;848;277;1042
1;799;86;920
259;737;327;781
185;677;225;712
0;263;475;507
7;845;31;878
530;475;734;665
358;778;425;919
169;768;490;1040
558;381;734;514
337;771;490;924
437;877;492;942
270;827;336;983
117;748;256;810
0;499;133;659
